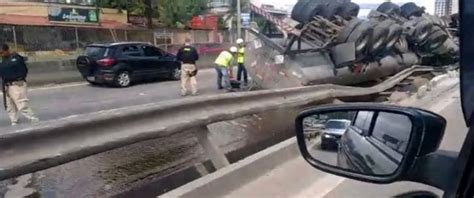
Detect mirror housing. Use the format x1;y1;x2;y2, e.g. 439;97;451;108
295;103;446;184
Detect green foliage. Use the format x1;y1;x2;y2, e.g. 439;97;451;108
156;0;207;28
97;0;146;14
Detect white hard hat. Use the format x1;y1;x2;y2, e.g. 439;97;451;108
230;46;238;53
236;38;244;44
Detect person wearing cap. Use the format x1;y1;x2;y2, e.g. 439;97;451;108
236;38;248;86
214;47;238;91
176;38;199;96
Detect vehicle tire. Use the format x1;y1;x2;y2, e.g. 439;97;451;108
336;19;363;43
394;36;409;53
413;20;434;43
421;28;449;51
114;70;131;87
169;67;181;80
347;21;373;59
369;20;390;54
339;2;360;20
320;1;342;21
400;2;424;19
385;24;403;50
376;2;401;16
291;0;325;23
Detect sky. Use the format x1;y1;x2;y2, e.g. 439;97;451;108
252;0;436;15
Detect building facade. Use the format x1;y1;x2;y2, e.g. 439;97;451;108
435;0;453;16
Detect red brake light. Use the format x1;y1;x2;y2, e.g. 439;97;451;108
97;58;115;67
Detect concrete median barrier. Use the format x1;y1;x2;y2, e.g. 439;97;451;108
0;65;434;181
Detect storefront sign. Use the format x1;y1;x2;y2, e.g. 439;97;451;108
48;6;99;24
127;14;148;27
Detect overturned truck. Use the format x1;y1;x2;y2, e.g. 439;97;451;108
246;1;459;89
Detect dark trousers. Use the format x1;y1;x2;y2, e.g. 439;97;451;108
237;63;248;84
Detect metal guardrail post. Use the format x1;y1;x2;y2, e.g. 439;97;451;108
196;125;230;169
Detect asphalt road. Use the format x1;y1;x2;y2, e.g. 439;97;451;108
0;69;221;127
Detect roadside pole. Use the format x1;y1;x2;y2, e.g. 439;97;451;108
237;0;242;39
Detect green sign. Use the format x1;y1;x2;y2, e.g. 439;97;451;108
48;6;99;24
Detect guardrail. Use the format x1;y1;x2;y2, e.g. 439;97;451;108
0;66;435;181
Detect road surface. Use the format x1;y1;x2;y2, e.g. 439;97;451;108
0;69;221;127
225;80;462;197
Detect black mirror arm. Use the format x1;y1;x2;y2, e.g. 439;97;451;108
405;150;458;191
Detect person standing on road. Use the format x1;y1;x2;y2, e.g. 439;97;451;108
236;38;248;86
0;43;39;126
214;47;237;91
176;38;200;96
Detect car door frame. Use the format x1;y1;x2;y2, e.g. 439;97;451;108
116;44;147;80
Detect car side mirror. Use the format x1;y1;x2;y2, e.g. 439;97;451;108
295;103;446;184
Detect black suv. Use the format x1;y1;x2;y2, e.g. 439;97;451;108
76;42;181;87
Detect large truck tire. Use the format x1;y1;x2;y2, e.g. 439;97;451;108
321;1;343;20
291;0;325;23
337;19;363;43
401;2;424;19
421;27;449;51
339;2;360;20
413;20;434;43
385;23;403;51
376;2;401;16
347;21;373;59
369;20;391;54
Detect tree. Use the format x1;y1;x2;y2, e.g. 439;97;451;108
97;0;146;14
156;0;207;28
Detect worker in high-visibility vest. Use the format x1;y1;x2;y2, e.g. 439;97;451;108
214;46;238;91
236;38;248;86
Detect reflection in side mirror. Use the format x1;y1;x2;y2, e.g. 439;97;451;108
302;110;413;176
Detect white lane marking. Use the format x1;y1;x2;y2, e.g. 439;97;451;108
4;174;36;198
295;174;346;198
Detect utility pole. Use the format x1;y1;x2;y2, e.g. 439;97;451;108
237;0;242;39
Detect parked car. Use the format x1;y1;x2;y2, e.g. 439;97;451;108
320;119;351;150
76;42;181;87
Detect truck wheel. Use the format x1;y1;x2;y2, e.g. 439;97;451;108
347;21;373;59
386;24;403;50
337;19;363;43
400;2;424;19
376;2;401;16
394;36;409;53
369;20;390;54
291;0;325;23
321;1;343;21
339;2;360;20
421;28;449;51
413;20;434;43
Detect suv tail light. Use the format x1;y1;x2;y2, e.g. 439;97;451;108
97;58;116;67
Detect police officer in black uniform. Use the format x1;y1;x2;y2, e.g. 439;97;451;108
0;43;39;126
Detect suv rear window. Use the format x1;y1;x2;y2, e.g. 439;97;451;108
84;46;110;58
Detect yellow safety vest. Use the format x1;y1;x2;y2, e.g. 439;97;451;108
215;51;234;67
237;47;245;64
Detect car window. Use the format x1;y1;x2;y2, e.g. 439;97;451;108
353;111;374;135
371;112;412;153
326;121;349;129
122;45;142;57
142;46;163;57
84;46;109;58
